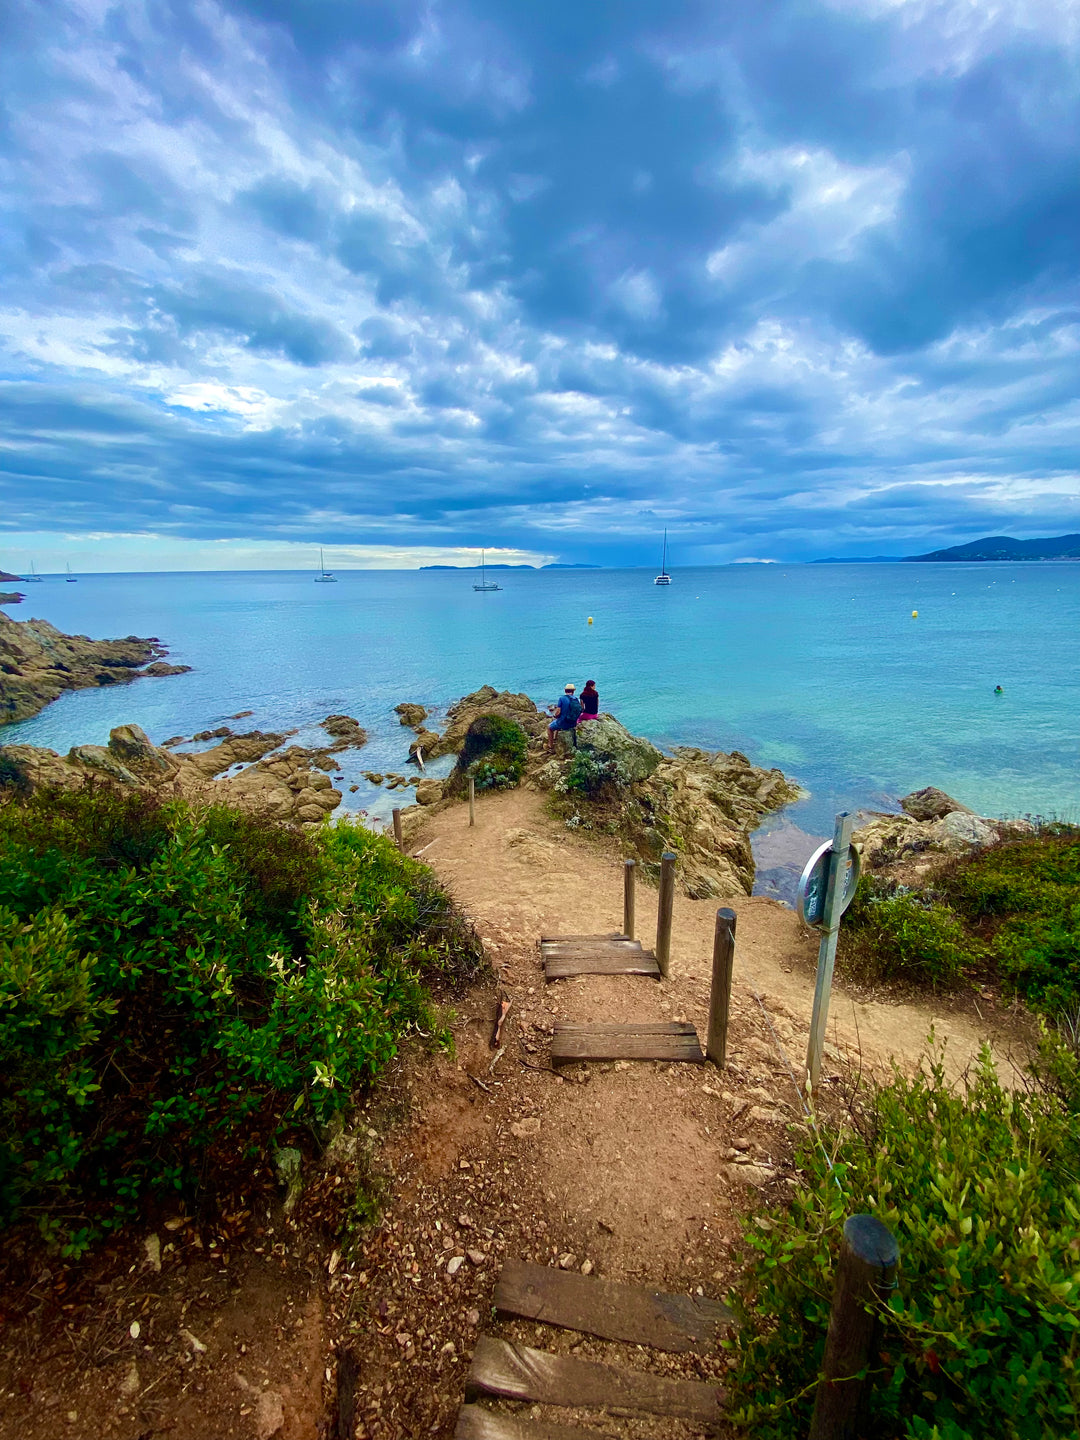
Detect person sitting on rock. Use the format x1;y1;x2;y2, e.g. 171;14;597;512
546;683;582;752
577;679;600;723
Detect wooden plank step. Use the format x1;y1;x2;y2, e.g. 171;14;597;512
540;934;630;943
551;1022;705;1065
455;1403;615;1439
544;951;661;981
494;1260;733;1353
465;1336;722;1424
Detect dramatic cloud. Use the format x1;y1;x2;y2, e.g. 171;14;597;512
1;0;1079;566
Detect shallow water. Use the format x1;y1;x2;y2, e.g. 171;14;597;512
7;562;1078;898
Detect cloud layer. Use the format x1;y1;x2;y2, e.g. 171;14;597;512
2;0;1079;565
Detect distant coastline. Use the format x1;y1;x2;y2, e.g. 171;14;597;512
419;562;601;570
815;532;1080;564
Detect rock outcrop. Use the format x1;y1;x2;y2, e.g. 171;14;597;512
0;723;341;826
422;686;549;758
321;714;368;749
0;611;189;725
854;789;1032;871
394;703;429;728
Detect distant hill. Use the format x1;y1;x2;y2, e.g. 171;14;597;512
906;534;1080;562
0;570;20;582
418;563;534;570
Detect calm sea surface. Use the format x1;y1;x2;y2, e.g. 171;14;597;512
6;563;1079;899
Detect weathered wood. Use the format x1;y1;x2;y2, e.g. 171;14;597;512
494;1260;733;1353
544;950;665;984
705;908;737;1068
465;1336;723;1423
540;934;630;943
541;938;638;949
455;1404;614;1440
551;1022;704;1065
809;1214;899;1440
392;807;403;852
623;859;636;940
655;851;676;978
333;1347;362;1440
469;775;476;827
805;812;854;1088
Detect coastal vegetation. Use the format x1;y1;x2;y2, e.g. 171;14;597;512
727;1034;1080;1439
451;714;529;792
0;783;483;1255
840;826;1080;1015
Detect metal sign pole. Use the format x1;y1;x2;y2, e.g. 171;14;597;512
805;811;854;1091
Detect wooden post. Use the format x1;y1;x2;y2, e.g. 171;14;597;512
808;1214;899;1440
805;811;854;1090
705;908;736;1067
468;776;476;827
391;807;403;852
655;851;676;979
623;859;636;940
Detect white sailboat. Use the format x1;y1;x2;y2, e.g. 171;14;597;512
314;547;337;583
473;550;501;592
23;562;43;582
653;530;672;585
65;562;77;583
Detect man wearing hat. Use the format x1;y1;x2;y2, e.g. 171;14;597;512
546;682;583;753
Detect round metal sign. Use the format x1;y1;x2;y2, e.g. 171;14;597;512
796;840;861;929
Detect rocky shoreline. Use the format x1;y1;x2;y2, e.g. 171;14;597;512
0;610;192;725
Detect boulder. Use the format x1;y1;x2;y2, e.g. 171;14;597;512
575;718;663;785
321;714;368;750
425;686;547;757
409;728;441;760
67;745;141;786
108;724;180;779
901;787;974;822
929;811;1001;851
415;779;445;805
142;662;192;678
395;702;429;728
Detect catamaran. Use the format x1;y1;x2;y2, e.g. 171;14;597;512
314;547;337;583
654;530;672;585
473;550;501;592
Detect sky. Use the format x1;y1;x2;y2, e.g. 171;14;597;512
2;0;1079;571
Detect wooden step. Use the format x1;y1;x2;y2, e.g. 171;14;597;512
465;1336;723;1424
541;936;660;981
455;1404;615;1439
540;934;631;943
551;1022;705;1065
494;1260;733;1353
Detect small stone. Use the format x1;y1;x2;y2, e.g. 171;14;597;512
466;1308;480;1326
732;1136;750;1151
119;1362;140;1398
143;1233;161;1272
510;1118;541;1138
129;1321;141;1340
558;1253;577;1270
459;1158;471;1170
180;1328;207;1355
441;1341;456;1356
466;1250;487;1267
254;1389;285;1440
580;1259;593;1275
446;1256;465;1276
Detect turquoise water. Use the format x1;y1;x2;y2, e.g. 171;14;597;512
6;564;1079;890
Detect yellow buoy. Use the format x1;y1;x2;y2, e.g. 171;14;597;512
587;616;593;625
911;609;918;618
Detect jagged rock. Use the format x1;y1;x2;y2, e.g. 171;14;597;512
409;728;441;759
395;702;429;727
142;662;192;678
901;787;974;822
929;811;1001;851
108;724;181;778
362;771;385;785
67;745;141;786
851;814;930;869
321;714;368;749
576;718;663;784
0;610;181;725
854;801;1003;869
415;779;444;805
183;732;285;777
192;726;232;742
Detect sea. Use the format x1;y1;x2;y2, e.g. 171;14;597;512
5;562;1079;902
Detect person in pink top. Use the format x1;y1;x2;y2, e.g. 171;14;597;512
577;679;600;722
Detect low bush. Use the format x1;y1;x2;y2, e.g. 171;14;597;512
0;784;484;1252
840;830;1080;1014
561;748;619;797
727;1037;1080;1439
452;714;528;792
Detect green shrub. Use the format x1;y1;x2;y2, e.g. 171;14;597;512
727;1042;1080;1439
452;714;528;792
0;784;484;1251
840;880;974;986
562;748;618;797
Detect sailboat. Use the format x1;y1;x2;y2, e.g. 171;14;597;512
473;550;501;592
314;547;337;583
23;562;42;582
653;530;672;585
65;562;77;583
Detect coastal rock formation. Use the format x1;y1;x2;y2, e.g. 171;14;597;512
900;787;974;822
0;592;23;606
0;611;189;726
395;702;428;728
422;686;549;758
321;714;368;749
0;723;340;826
853;793;1032;871
576;717;663;784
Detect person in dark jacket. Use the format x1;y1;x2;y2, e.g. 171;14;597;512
577;679;600;723
546;683;582;751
